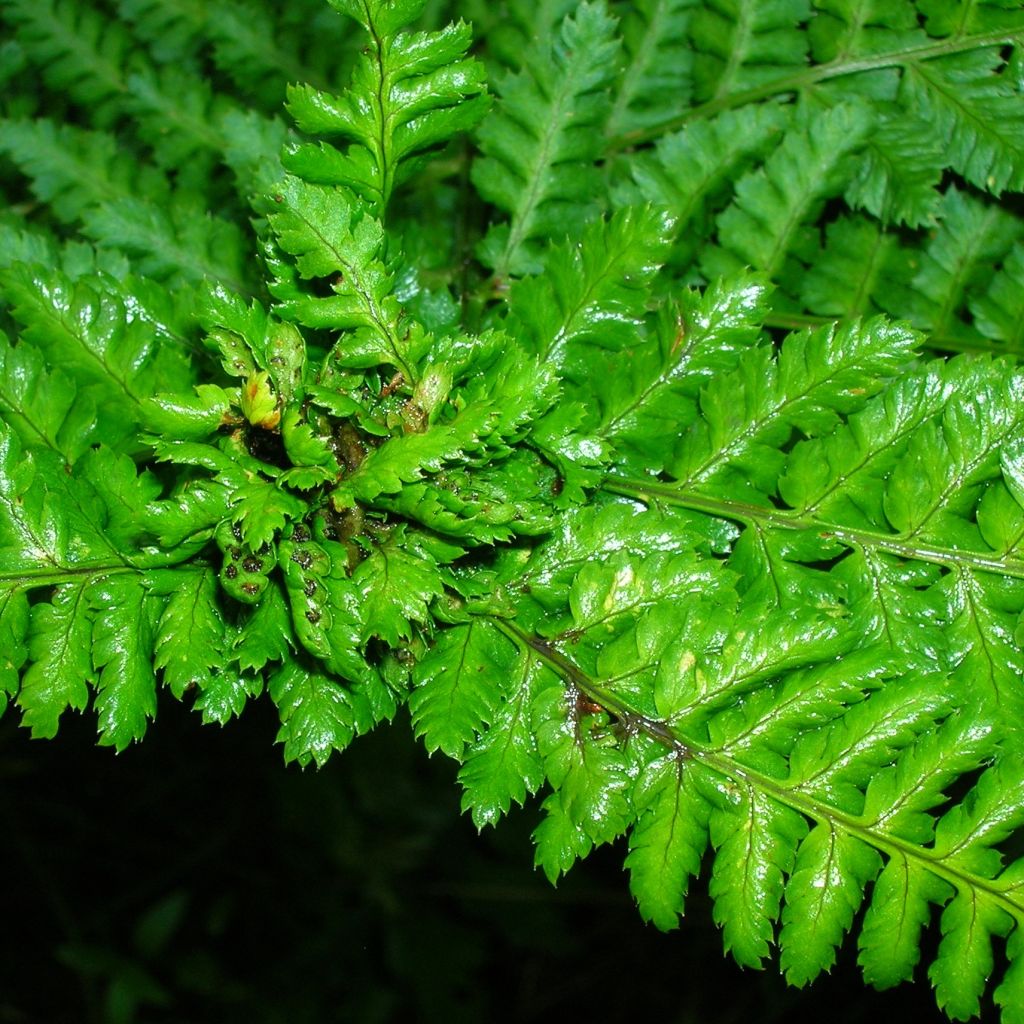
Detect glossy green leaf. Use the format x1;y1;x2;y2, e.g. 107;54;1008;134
269;660;365;767
90;576;163;750
410;618;507;760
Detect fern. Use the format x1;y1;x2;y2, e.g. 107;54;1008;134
472;0;621;276
4;0;1024;1020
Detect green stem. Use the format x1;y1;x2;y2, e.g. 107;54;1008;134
0;550;209;588
602;475;1024;580
611;26;1024;149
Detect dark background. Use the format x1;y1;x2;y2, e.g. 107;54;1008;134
0;697;982;1023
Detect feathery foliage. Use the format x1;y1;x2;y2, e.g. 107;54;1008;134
3;0;1024;1019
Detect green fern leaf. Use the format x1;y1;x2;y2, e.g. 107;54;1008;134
883;187;1024;345
903;48;1024;194
193;665;263;725
615;102;787;266
90;576;163;750
0;427;144;574
472;0;620;277
81;196;251;293
269;660;366;767
702;103;871;280
352;537;443;647
797;215;907;319
778;362;954;526
808;0;922;62
708;778;807;967
858;855;949;988
125;65;238;171
0;118;170;223
115;0;205;64
1;0;133;125
843;115;944;228
267;175;428;381
482;0;577;68
16;581;94;737
667;314;920;496
779;825;881;985
232;584;293;674
0;264;192;420
0;584;28;708
204;0;346;105
598;273;770;472
457;642;548;827
625;748;708;929
532;679;632;881
928;756;1024;1018
0;331;112;462
970;240;1024;351
505;205;676;374
151;568;231;700
606;0;696;139
410;618;506;758
688;0;811;101
285;0;487;213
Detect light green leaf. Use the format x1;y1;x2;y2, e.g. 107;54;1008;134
458;644;548;828
625;747;709;930
90;576;163;751
410;618;509;760
351;538;443;647
17;582;94;737
269;660;364;768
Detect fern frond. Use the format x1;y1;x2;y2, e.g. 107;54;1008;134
284;0;487;215
843;113;944;227
797;215;906;319
614;102;787;263
808;0;922;63
482;0;578;68
218;109;289;195
90;575;163;750
115;0;206;64
0;330;113;462
0;265;194;420
410;618;506;758
125;64;238;171
471;549;1024;1009
879;186;1023;345
597;272;771;473
902;47;1024;195
918;0;1024;37
150;568;233;701
688;0;811;102
267;175;428;380
205;0;347;103
505;205;676;374
16;581;94;737
472;0;620;277
268;660;366;767
605;0;696;139
0;118;170;224
457;639;548;827
702;102;871;280
667;315;919;495
4;3;1024;1018
970;240;1024;352
0;584;28;710
532;688;632;881
1;0;132;125
81;196;251;293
